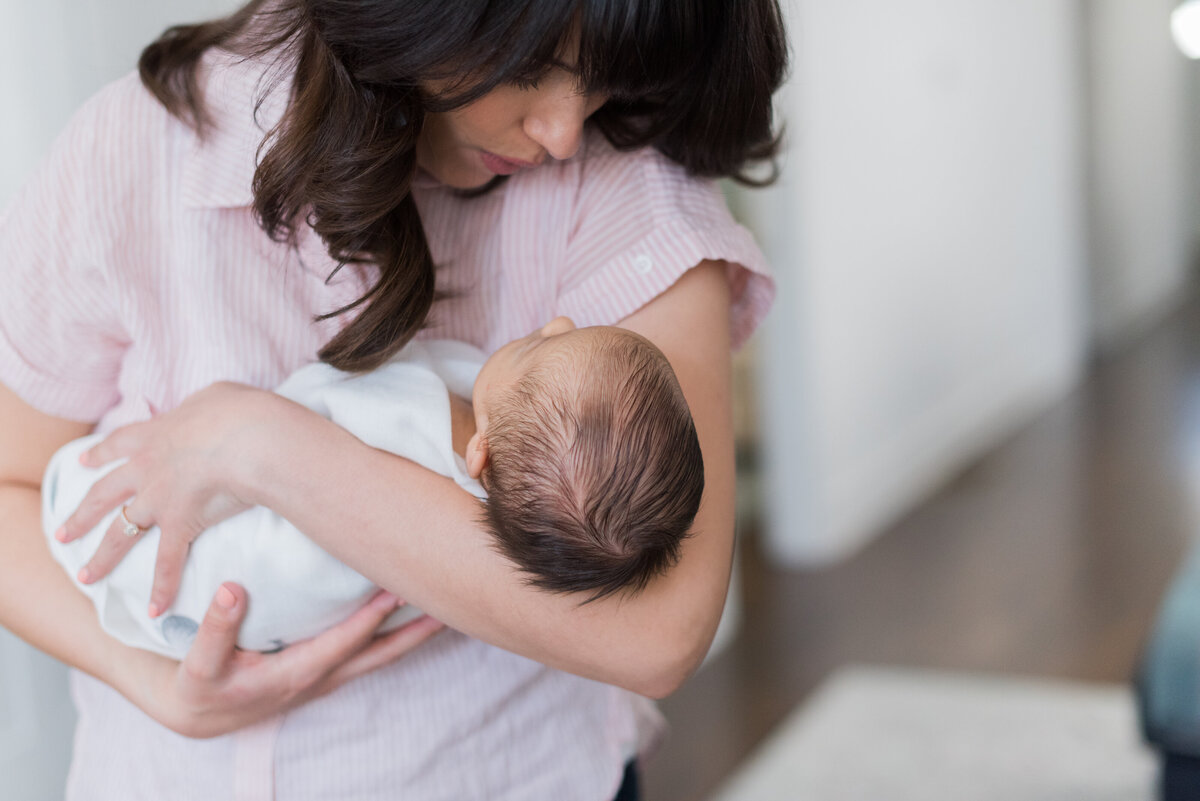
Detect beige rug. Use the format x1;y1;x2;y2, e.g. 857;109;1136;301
709;666;1157;801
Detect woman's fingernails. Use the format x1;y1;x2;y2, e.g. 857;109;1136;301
55;527;68;542
372;591;400;611
78;450;91;466
148;603;160;619
77;568;91;584
216;584;237;610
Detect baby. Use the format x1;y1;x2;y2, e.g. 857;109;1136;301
42;317;704;658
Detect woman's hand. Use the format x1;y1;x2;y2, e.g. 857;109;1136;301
126;583;446;739
56;381;282;616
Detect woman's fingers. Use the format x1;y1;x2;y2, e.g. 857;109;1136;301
79;422;144;467
281;591;401;683
183;582;247;682
149;534;190;618
58;465;138;543
77;507;150;584
319;615;445;693
142;590;438;739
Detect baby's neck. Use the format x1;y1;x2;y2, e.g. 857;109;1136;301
448;393;477;459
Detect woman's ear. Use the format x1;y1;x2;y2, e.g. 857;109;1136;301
466;432;489;478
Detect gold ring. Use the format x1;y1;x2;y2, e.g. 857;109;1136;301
120;506;144;538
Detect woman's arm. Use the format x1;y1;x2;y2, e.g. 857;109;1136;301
69;260;737;698
271;261;736;697
0;387;124;682
261;262;734;697
0;383;446;737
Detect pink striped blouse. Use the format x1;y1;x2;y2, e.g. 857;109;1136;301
1;48;772;801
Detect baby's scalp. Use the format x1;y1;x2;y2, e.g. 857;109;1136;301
498;325;658;395
480;325;704;603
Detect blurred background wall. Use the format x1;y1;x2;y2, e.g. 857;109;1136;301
2;1;1199;798
0;3;242;797
0;0;242;200
746;0;1199;566
1087;0;1197;348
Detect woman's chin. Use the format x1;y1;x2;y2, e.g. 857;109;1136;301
422;160;496;191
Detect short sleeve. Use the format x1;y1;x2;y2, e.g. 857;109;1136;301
0;86;130;420
559;137;775;349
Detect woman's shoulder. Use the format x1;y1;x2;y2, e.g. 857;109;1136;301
61;70;186;166
567;130;731;228
54;48;278;199
501;130;693;200
552;129;735;250
73;69;168;122
572;130;682;189
3;70;187;244
29;69;199;242
547;131;775;348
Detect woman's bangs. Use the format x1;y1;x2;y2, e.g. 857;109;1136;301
575;0;706;101
423;1;580;108
425;0;708;109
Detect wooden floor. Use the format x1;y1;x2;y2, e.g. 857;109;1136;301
645;288;1200;801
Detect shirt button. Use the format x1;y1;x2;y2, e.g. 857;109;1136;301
631;255;654;275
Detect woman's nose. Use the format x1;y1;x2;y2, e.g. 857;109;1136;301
524;93;590;161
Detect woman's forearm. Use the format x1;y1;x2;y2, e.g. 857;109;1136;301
253;409;732;697
0;484;127;688
2;478;456;739
252;262;738;697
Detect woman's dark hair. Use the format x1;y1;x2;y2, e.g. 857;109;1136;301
139;1;788;372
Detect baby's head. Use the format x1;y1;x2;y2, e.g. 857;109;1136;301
466;317;703;603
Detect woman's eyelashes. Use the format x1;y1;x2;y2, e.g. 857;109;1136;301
510;68;547;91
510;66;589;96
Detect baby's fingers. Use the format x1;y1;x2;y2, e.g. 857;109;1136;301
58;466;137;543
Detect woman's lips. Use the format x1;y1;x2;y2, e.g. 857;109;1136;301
479;150;538;175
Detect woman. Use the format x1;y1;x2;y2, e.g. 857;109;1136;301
0;1;785;798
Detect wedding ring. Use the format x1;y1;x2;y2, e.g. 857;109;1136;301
120;506;144;538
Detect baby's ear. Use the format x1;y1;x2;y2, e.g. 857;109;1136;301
466;432;489;479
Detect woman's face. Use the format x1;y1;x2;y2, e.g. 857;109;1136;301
417;64;609;189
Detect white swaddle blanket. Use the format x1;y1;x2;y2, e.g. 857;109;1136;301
43;340;488;659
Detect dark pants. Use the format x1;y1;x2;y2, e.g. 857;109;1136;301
612;761;640;801
1162;753;1200;801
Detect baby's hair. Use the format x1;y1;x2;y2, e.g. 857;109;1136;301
480;330;703;604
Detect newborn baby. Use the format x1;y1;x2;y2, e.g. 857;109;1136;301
43;317;704;658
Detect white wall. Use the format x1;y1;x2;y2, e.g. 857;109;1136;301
1086;0;1195;348
751;0;1091;564
0;3;241;797
0;629;77;801
0;0;240;202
